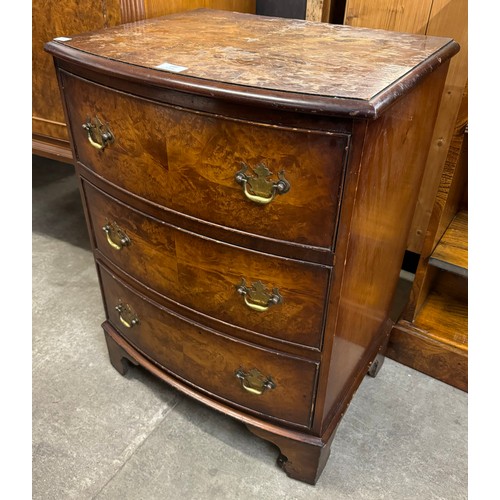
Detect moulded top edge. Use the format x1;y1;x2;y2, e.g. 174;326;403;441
44;9;460;119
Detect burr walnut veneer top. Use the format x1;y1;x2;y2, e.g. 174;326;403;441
46;9;459;118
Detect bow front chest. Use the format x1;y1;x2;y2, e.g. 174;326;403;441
45;9;458;484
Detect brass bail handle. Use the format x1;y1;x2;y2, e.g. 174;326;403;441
102;222;131;251
82;115;115;150
235;368;276;395
235;163;290;205
115;303;139;329
236;278;283;312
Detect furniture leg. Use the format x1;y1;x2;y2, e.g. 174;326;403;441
104;325;138;375
367;352;385;377
246;425;334;485
367;329;391;378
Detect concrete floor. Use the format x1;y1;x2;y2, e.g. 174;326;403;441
32;155;467;499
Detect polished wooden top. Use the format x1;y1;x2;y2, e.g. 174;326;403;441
45;9;459;117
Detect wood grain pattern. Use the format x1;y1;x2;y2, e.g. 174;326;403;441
389;81;468;390
32;135;74;163
388;320;467;391
344;0;434;34
47;10;459;483
99;264;319;428
84;180;331;349
32;0;121;145
56;9;454;102
317;62;450;426
405;0;468;252
343;0;468;393
33;1;255;161
416;288;467;349
144;0;255;19
62;72;348;250
306;0;324;21
120;0;146;23
402;90;468;320
392;267;468;383
305;0;331;22
103;320;337;470
343;0;468;254
429;210;468;275
433;84;468;245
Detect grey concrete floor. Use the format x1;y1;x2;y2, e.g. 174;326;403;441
32;155;468;499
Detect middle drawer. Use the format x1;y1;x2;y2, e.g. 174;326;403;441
83;180;331;349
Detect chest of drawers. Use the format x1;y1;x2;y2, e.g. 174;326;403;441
45;9;458;484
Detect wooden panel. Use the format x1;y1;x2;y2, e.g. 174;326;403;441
344;0;434;34
32;135;74;163
390;267;468;392
62;72;348;250
433;91;468;244
388;321;467;391
144;0;255;18
203;0;255;11
391;254;468;391
429;210;468;276
405;88;468;319
84;180;331;349
120;0;146;23
345;0;468;390
415;287;467;350
306;0;331;21
99;264;319;427
343;0;468;254
33;0;255;161
32;0;121;144
317;62;450;426
406;0;468;252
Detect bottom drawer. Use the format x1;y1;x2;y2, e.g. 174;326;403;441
99;264;319;428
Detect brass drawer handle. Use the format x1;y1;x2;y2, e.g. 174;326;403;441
236;278;283;312
235;163;290;205
235;368;276;395
102;222;131;251
82;115;114;150
115;303;139;328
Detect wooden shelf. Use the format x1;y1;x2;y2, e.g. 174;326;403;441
388;270;467;391
429;210;468;277
389;317;468;392
415;287;468;352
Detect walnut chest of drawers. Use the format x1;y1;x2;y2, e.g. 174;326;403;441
45;9;459;484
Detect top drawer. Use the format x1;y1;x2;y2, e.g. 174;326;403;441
62;72;349;250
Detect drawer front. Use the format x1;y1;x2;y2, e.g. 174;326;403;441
63;71;349;250
84;180;330;349
99;264;318;427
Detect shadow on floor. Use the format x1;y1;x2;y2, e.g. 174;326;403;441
32;155;91;250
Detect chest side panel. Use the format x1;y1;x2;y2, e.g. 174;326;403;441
316;63;451;431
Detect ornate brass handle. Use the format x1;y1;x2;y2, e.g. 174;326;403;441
236;278;283;312
235;163;290;205
235;368;276;395
102;222;131;251
82;116;114;150
115;303;139;328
